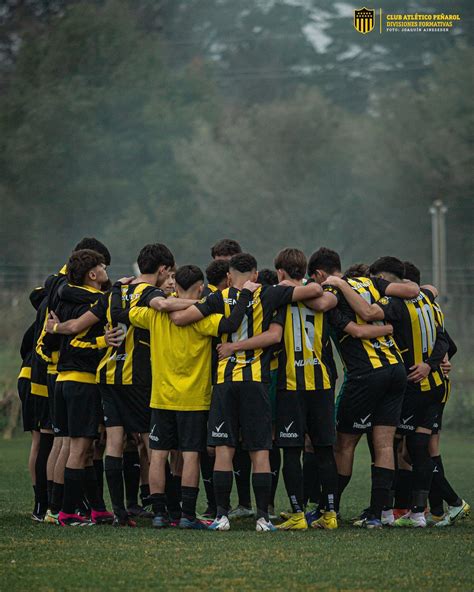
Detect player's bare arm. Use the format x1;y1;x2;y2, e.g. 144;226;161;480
217;323;283;360
323;276;384;322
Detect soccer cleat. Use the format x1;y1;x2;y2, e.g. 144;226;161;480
152;513;170;529
353;516;383;529
426;512;444;526
179;516;209;530
435;500;470;527
312;511;338;530
228;505;255;519
91;509;114;524
276;512;308;531
31;511;45;523
393;508;409;520
381;509;395;527
268;505;277;520
393;511;426;528
305;507;322;527
256;517;277;532
44;509;59;525
127;504;154;519
352;507;370;523
208;515;231;531
58;511;94;527
279;510;292;521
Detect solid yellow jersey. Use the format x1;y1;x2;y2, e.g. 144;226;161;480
272;302;332;391
129;306;223;411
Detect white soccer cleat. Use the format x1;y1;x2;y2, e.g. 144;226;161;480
381;509;395;526
256;517;277;532
228;505;255;519
435;500;470;527
208;515;231;531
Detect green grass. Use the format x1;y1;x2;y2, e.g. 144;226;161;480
0;434;472;591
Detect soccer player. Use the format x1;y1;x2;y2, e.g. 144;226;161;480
313;249;418;528
326;256;447;528
217;250;393;530
210;238;242;261
113;264;258;529
168;253;328;532
50;249;115;526
203;260;230;297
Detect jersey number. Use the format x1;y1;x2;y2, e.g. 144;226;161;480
291;308;315;352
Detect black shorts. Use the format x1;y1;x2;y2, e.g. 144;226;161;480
47;373;57;430
397;383;445;434
207;382;272;451
31;394;52;431
54;381;102;438
431;402;445;435
149;409;208;452
337;363;407;434
18;377;36;432
275;389;335;447
99;385;151;434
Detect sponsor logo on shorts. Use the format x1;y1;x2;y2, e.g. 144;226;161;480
212;421;228;438
149;424;159;442
352;413;372;429
279;420;298;439
398;415;415;431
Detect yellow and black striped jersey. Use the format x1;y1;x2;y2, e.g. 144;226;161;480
195;284;295;383
377;289;448;392
272;302;332;391
202;284;218;298
325;276;402;375
55;284;108;381
96;282;164;386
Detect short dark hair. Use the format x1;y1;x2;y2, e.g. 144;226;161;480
274;248;307;280
137;243;175;274
67;249;105;286
74;237;111;266
307;247;341;276
369;256;405;280
229;253;257;274
344;263;370;279
257;268;278;286
403;261;421;285
206;260;229;286
211;238;242;259
175;265;204;291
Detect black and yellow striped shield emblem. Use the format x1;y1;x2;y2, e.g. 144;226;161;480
354;8;375;34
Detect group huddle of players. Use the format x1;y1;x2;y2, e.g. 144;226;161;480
18;237;469;531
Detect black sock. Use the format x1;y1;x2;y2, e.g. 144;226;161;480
93;459;104;502
105;455;125;515
181;486;199;520
84;465;106;511
371;466;394;520
165;462;181;519
407;433;434;512
123;450;140;507
34;433;54;514
252;472;272;520
394;468;413;509
213;470;233;518
303;452;319;506
335;474;351;513
47;480;54;507
200;448;216;510
233;446;252;508
269;444;281;507
173;475;182;504
140;483;151;505
50;482;64;514
366;432;375;464
62;467;85;515
149;492;167;515
314;445;338;512
282;447;304;513
430;455;461;510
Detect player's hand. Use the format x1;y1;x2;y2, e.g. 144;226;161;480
384;323;394;335
105;325;125;347
407;362;431;383
46;311;60;333
117;276;135;285
440;355;452;376
322;275;343;287
242;280;260;293
217;342;236;360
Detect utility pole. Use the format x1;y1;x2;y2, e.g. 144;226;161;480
430;199;448;306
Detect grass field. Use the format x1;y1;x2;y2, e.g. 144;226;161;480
0;433;472;591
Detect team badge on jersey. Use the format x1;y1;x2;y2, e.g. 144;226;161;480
354;8;375;34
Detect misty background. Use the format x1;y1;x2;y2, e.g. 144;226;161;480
0;0;472;430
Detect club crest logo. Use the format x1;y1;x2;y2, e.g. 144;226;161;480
354;8;375;34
